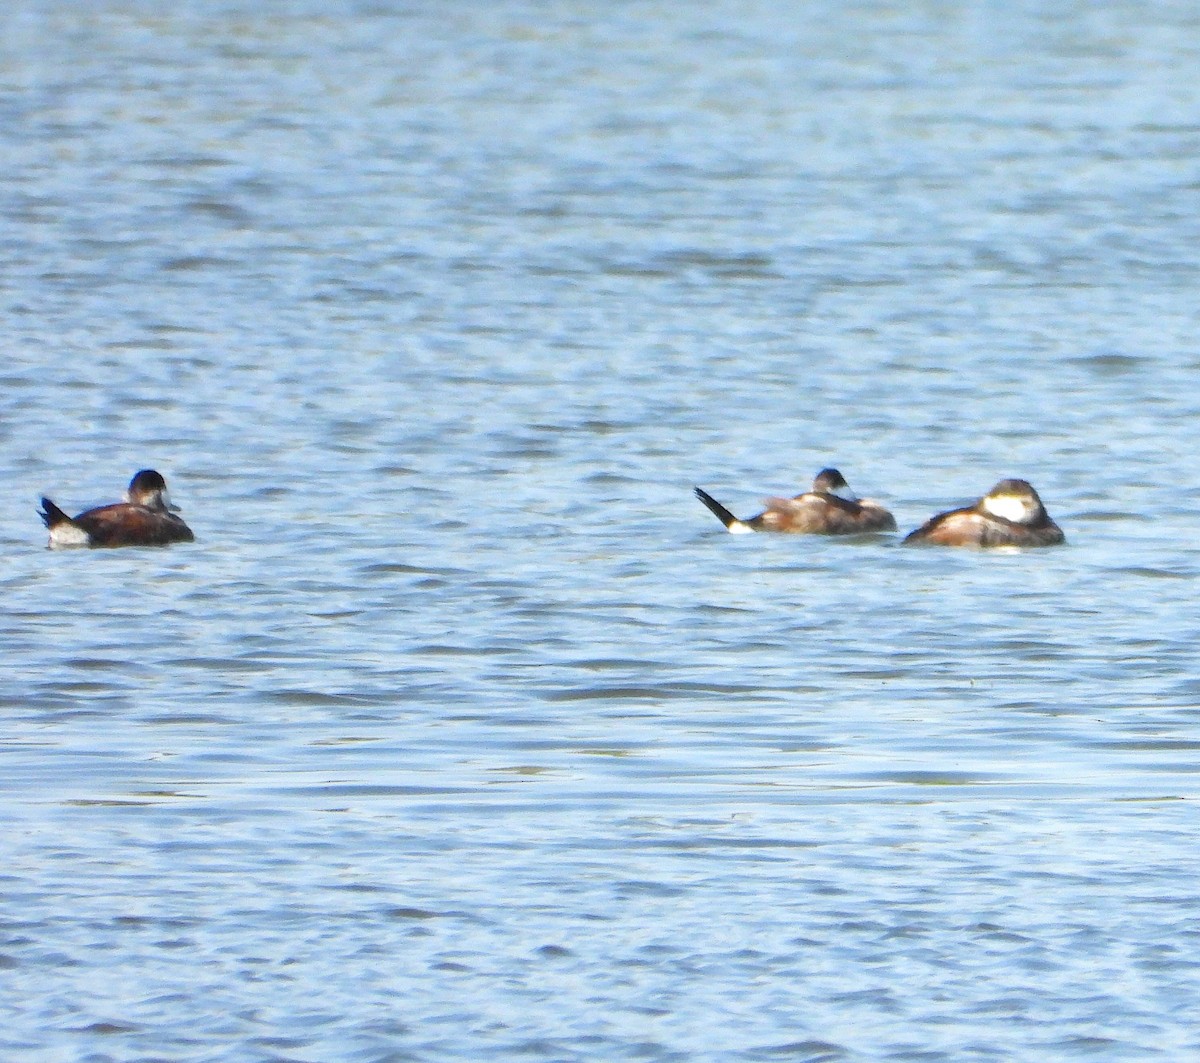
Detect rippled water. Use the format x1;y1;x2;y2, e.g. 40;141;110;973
6;1;1200;1059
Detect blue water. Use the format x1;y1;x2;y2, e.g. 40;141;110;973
5;1;1200;1059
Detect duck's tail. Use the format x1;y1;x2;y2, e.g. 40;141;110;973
39;498;71;529
694;487;753;534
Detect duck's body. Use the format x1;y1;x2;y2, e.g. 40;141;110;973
695;468;896;535
40;470;194;549
903;479;1064;548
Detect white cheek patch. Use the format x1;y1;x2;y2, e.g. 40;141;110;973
830;484;859;503
49;523;91;548
982;494;1033;523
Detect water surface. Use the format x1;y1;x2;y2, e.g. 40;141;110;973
4;1;1200;1059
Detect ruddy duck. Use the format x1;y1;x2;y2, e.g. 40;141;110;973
694;468;897;535
39;469;195;549
902;478;1064;548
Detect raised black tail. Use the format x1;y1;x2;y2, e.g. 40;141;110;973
694;487;742;530
39;498;71;529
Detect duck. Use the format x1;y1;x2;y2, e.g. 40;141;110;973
40;469;195;549
694;468;896;535
902;478;1064;547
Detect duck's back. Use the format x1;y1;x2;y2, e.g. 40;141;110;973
75;503;194;547
758;493;896;534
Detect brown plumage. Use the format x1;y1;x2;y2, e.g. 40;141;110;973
903;479;1064;548
40;469;195;549
695;468;896;535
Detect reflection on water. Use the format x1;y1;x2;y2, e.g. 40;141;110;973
5;0;1200;1059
